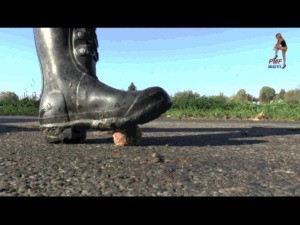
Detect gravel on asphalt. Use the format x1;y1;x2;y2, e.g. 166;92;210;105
0;116;299;196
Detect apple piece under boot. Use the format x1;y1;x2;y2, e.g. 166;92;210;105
112;125;142;146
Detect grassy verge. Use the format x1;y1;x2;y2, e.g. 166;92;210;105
0;99;39;116
1;98;300;121
163;102;300;121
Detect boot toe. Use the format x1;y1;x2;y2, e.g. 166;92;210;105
144;87;172;109
126;87;172;124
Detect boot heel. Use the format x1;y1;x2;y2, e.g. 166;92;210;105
42;126;87;143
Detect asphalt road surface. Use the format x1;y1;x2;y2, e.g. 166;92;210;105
0;116;299;196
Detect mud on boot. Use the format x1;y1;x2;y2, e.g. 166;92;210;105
41;126;88;143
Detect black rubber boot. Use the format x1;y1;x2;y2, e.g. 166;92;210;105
34;28;172;143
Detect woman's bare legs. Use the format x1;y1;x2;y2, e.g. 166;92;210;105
282;49;287;68
274;47;279;59
274;46;287;68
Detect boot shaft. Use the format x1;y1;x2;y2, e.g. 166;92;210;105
34;28;99;80
34;28;100;118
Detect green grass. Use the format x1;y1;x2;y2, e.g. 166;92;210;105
0;99;39;116
163;97;300;121
1;95;300;121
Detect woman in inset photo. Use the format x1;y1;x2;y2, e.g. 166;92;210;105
273;33;287;69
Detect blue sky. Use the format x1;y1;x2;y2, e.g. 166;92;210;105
0;28;299;98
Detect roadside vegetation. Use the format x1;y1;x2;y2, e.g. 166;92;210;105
0;91;39;116
164;86;300;121
1;84;300;121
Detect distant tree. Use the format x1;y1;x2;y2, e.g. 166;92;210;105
172;90;200;100
128;82;137;91
283;89;300;104
235;89;247;102
259;86;276;103
233;89;257;102
274;89;286;102
0;91;19;103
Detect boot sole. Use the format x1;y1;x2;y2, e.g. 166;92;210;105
40;99;172;143
42;126;88;143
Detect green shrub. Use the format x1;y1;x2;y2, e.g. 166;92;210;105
284;89;300;104
259;86;276;103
